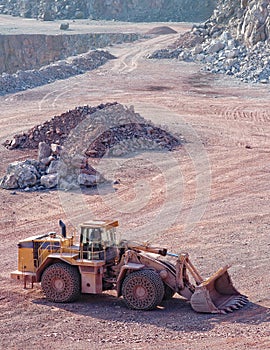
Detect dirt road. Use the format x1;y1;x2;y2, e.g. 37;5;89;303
0;20;269;349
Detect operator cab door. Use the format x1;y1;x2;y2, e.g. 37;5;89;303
80;227;103;260
80;226;118;262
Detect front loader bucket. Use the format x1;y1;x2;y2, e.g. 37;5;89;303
190;265;248;314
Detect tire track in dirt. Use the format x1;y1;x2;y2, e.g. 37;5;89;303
109;34;178;74
219;103;270;148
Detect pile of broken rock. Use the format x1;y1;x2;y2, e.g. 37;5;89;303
1;103;182;191
150;0;270;84
0;141;104;191
0;50;115;96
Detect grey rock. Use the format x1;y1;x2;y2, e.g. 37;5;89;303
178;51;190;61
227;39;238;49
0;174;18;189
2;103;180;192
0;0;216;23
41;10;53;21
196;53;206;61
205;55;216;63
207;41;225;53
38;142;51;161
75;11;84;19
192;45;204;55
110;147;125;157
17;168;37;188
0;49;117;96
51;143;63;156
40;156;54;166
70;155;87;169
60;22;69;30
220;31;232;41
58;178;78;191
224;58;238;69
78;173;100;186
225;48;240;59
1;160;40;189
40;174;58;189
46;160;61;174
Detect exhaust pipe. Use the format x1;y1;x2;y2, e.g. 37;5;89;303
59;220;66;238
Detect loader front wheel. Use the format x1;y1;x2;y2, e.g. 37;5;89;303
41;263;80;303
122;269;164;310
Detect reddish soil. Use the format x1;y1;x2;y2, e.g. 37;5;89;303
0;19;269;350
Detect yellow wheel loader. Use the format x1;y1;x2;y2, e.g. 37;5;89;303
11;220;248;313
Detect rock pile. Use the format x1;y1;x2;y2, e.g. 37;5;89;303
146;26;178;35
1;103;182;190
150;0;270;84
0;141;104;191
4;102;116;150
0;50;115;96
68;104;182;158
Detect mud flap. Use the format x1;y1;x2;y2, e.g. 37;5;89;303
190;265;248;314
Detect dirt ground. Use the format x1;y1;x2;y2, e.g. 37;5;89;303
0;17;269;350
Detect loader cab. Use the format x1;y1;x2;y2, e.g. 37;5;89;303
79;220;119;261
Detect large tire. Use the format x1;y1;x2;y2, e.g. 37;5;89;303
122;269;165;310
41;263;80;303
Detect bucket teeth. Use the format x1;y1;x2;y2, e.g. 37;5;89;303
219;294;248;313
238;299;248;305
232;296;248;306
225;307;234;312
235;301;245;306
231;305;239;310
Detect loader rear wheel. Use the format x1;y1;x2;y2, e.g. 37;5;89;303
122;269;164;310
41;263;80;303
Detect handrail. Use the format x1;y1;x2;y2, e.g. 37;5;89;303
37;237;61;267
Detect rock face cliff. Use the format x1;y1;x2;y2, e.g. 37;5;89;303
0;32;139;74
212;0;270;46
151;0;270;83
0;0;216;22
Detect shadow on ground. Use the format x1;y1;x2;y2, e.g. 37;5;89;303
33;292;270;333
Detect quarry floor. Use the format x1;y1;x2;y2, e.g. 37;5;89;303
0;17;269;350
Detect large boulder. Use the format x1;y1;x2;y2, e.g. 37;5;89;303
38;141;52;161
0;174;18;189
0;160;40;189
40;174;58;189
46;160;62;174
207;40;225;53
77;173;102;187
17;168;38;188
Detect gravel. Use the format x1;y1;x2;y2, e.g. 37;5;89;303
0;49;116;96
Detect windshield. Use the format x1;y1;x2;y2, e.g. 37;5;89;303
80;227;117;247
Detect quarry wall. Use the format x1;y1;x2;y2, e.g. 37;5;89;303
0;0;216;22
